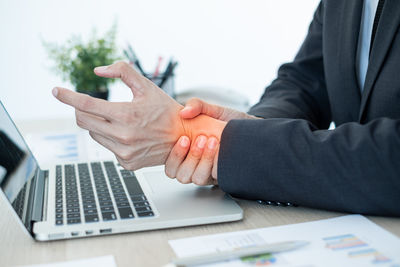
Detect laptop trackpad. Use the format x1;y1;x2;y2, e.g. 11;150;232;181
143;171;196;194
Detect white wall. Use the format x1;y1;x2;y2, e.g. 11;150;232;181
0;0;319;121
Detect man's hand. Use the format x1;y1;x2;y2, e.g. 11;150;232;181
165;98;259;185
179;98;257;121
52;61;227;171
165;135;219;185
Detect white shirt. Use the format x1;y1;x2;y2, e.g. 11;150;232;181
356;0;379;91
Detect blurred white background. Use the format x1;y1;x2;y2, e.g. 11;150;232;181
0;0;319;121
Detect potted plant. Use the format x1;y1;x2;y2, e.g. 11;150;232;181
44;24;120;100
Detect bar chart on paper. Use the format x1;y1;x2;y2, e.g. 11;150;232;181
323;234;394;265
240;253;278;266
169;215;400;267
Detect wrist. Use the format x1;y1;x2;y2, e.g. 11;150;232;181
180;114;227;141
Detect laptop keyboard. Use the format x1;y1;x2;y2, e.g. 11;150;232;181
55;166;63;225
120;169;154;216
103;162;134;219
55;161;154;226
65;164;81;224
78;164;99;223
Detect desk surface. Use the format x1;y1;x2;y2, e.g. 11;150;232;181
1;118;399;267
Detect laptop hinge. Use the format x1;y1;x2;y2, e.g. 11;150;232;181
25;169;47;232
31;169;46;222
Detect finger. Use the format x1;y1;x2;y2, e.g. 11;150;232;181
179;98;225;120
115;155;140;171
164;136;190;178
90;131;141;171
89;131;119;154
94;61;148;96
52;87;118;121
179;98;203;119
192;137;219;185
175;135;207;184
89;131;136;169
211;149;219;180
75;110;115;137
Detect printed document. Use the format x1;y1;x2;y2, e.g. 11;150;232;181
169;215;400;267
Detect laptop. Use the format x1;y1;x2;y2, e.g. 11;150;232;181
0;101;242;241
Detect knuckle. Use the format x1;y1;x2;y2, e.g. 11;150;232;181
172;146;186;159
75;114;85;128
117;157;137;171
188;146;203;159
75;118;83;128
188;97;201;105
192;175;207;186
78;95;93;111
126;163;137;171
117;160;129;170
203;138;218;161
120;163;128;169
117;133;134;145
116;61;129;72
125;164;136;171
117;150;132;161
203;149;216;162
176;173;191;184
164;168;175;179
193;168;211;185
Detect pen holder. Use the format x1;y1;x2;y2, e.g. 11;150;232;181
145;72;176;99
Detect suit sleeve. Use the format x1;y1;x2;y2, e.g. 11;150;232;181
218;1;400;216
249;1;332;129
218;118;400;216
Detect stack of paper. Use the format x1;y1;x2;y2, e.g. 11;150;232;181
169;215;400;267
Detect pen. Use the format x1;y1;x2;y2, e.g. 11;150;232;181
159;61;178;88
152;56;163;79
165;240;309;267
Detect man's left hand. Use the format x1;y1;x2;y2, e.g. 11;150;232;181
52;61;226;171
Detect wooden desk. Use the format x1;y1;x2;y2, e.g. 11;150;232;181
1;119;399;267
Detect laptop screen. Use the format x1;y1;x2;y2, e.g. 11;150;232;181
0;101;39;221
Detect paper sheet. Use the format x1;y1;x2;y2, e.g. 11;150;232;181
169;215;400;267
25;130;114;164
20;255;117;267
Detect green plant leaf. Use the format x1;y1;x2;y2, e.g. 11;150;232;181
43;22;121;93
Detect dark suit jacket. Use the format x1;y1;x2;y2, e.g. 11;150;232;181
218;0;400;216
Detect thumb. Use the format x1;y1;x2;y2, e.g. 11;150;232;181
179;98;203;119
179;98;224;120
94;61;148;97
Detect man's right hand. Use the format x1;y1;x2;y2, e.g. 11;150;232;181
165;98;258;185
178;98;256;122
